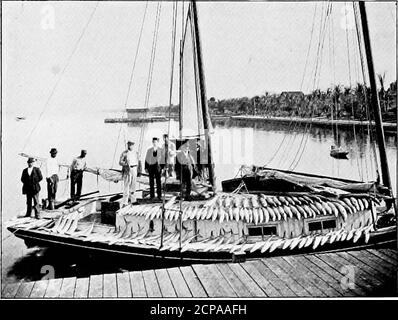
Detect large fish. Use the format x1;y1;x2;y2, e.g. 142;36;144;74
261;207;269;223
322;202;333;216
259;195;268;207
206;194;219;208
296;205;307;219
353;228;363;243
308;203;320;217
224;196;232;208
228;207;234;221
216;195;224;208
242;197;250;209
303;205;315;218
244;208;251;223
233;195;242;208
288;236;301;250
270;206;281;221
212;206;219;221
278;196;289;206
265;196;277;207
304;236;314;247
233;207;240;222
312;235;323;249
290;205;301;220
298;237;308;249
290;196;302;206
206;206;214;220
263;207;280;221
250;241;267;253
277;206;287;221
273;197;282;207
350;197;360;211
362;198;369;210
314;202;326;215
333;202;348;220
357;198;365;211
282;238;293;250
261;237;275;253
283;205;293;219
269;239;283;253
328;202;339;217
253;196;261;208
302;195;314;204
285;196;296;206
320;234;330;246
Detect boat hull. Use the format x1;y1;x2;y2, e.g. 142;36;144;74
7;225;396;264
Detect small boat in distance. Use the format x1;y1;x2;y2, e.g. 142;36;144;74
330;145;349;159
15;116;26;121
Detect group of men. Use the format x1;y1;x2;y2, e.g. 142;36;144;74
21;148;87;218
21;134;198;218
120;134;196;206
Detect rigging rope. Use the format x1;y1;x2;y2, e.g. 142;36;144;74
111;1;149;168
138;2;162;158
22;2;100;152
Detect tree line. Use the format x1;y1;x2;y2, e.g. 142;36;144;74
151;80;397;122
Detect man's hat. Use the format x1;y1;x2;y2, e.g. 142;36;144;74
27;157;35;163
81;149;87;154
50;148;58;154
127;141;135;146
152;137;159;141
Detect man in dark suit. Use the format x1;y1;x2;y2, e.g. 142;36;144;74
21;158;43;218
145;137;162;200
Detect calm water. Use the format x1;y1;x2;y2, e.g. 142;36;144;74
2;113;396;283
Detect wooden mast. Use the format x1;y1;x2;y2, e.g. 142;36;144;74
358;2;392;193
191;0;216;190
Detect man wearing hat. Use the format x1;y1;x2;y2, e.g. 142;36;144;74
70;149;87;201
145;137;162;200
119;141;138;206
21;158;43;218
46;148;60;210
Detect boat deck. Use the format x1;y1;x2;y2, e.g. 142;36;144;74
2;247;396;298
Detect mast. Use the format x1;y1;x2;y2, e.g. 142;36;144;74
358;2;392;192
191;0;216;190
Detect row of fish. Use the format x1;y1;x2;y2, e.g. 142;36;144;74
7;217;54;230
117;193;375;223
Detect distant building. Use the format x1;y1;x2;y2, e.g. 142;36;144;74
280;91;305;98
126;108;149;119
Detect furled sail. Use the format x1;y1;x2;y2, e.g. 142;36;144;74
179;5;208;138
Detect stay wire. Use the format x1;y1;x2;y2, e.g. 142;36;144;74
22;2;100;152
111;2;149;168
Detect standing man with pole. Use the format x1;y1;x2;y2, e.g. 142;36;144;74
119;141;138;206
70;149;87;201
46;148;60;210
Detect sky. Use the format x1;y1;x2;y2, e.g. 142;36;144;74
2;1;396;117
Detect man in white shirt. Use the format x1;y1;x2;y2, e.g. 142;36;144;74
161;134;176;178
70;149;87;200
46;148;60;210
119;141;138;206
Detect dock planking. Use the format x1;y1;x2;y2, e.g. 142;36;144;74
167;267;192;298
88;274;103;298
154;268;177;298
59;277;76;298
8;248;397;298
74;277;89;298
129;271;147;298
116;272;132;298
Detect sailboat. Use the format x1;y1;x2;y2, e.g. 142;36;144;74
330;90;349;159
7;1;396;264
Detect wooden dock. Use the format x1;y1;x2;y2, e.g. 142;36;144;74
2;248;396;298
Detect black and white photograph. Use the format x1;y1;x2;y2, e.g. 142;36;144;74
1;0;397;305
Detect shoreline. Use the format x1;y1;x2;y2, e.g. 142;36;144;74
104;114;397;131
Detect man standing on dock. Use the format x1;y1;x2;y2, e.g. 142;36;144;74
161;134;176;178
119;141;138;206
46;148;60;210
70;149;87;201
145;137;162;200
21;158;43;218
